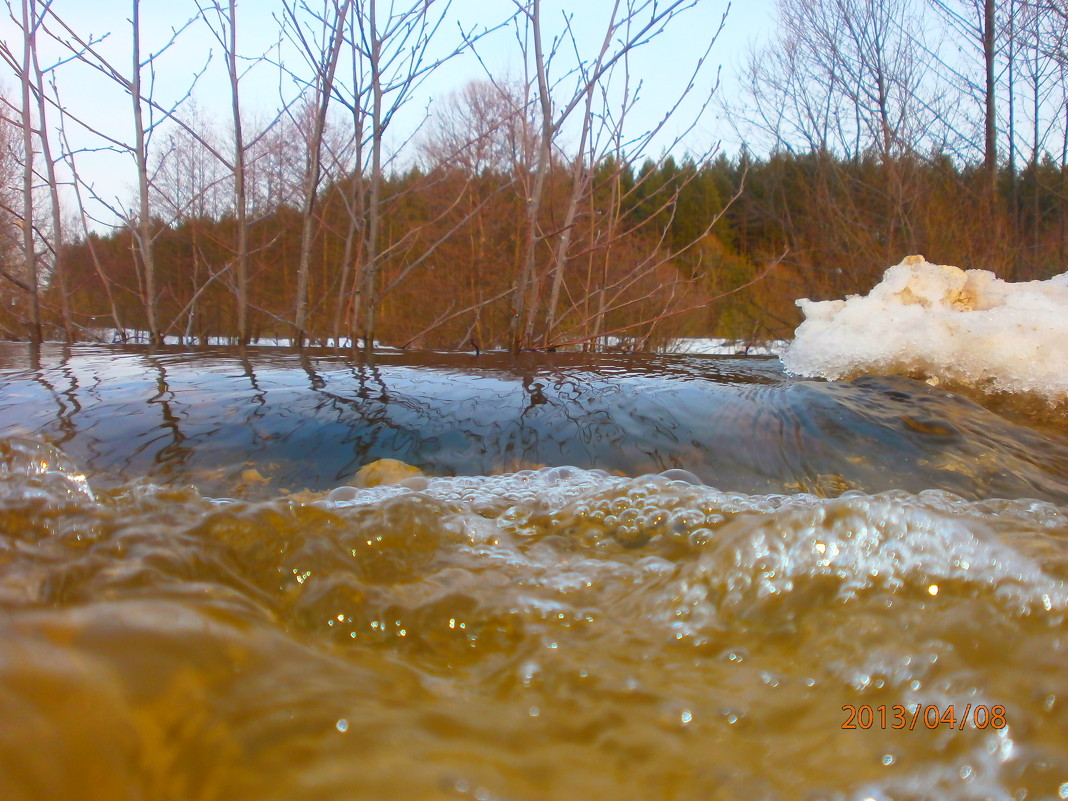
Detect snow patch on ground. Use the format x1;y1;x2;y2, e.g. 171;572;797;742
780;255;1068;402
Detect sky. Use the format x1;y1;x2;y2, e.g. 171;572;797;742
1;0;777;228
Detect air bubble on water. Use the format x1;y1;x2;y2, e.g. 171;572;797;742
543;466;577;484
584;505;605;522
760;671;780;688
670;509;703;532
659;468;703;485
614;525;649;548
639;508;668;529
335;718;349;733
399;475;429;491
721;648;747;664
635;556;673;576
520;661;540;687
327;486;360;503
688;528;713;548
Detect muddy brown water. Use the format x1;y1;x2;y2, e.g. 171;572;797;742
1;344;1067;800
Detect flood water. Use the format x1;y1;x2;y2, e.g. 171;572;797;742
2;343;1067;800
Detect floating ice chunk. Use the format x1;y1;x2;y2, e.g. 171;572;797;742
781;255;1068;402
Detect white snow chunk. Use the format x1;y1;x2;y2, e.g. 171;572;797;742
780;255;1068;402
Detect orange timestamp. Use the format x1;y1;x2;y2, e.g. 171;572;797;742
842;704;1007;731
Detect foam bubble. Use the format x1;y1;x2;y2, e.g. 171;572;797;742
781;255;1068;403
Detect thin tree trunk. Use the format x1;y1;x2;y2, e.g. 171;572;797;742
591;165;621;349
332;200;357;347
511;0;552;354
361;0;383;358
54;104;126;339
984;0;997;193
131;0;161;346
543;53;602;344
19;0;41;343
341;15;367;353
28;0;71;342
292;0;350;348
225;0;250;346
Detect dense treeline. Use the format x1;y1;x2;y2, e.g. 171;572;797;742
45;148;1068;348
726;150;1068;297
55;156;753;349
3;0;1068;351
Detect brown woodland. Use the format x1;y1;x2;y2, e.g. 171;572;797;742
3;0;1068;351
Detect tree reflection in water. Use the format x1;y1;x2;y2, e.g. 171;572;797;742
1;342;1067;503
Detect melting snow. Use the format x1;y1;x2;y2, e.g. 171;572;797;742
781;255;1068;402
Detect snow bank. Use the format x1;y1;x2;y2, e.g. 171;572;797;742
781;255;1068;403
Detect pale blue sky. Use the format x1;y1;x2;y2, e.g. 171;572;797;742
2;0;776;225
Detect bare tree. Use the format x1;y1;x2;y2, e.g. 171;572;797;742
149;107;230;221
544;1;728;348
725;0;960;288
42;1;203;345
130;0;179;344
507;0;726;353
54;108;126;339
332;0;499;356
504;0;721;352
736;0;940;159
1;0;88;342
927;0;1002;188
196;0;250;344
1;0;47;342
245;111;306;215
0;93;31;337
26;4;72;343
418;79;536;175
277;0;351;348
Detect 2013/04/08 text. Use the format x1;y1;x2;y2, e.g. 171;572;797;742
842;704;1007;731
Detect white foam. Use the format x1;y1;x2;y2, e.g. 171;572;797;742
781;255;1068;402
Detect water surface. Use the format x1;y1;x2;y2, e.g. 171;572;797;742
1;344;1067;801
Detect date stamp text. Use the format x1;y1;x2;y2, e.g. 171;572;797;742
842;704;1007;731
